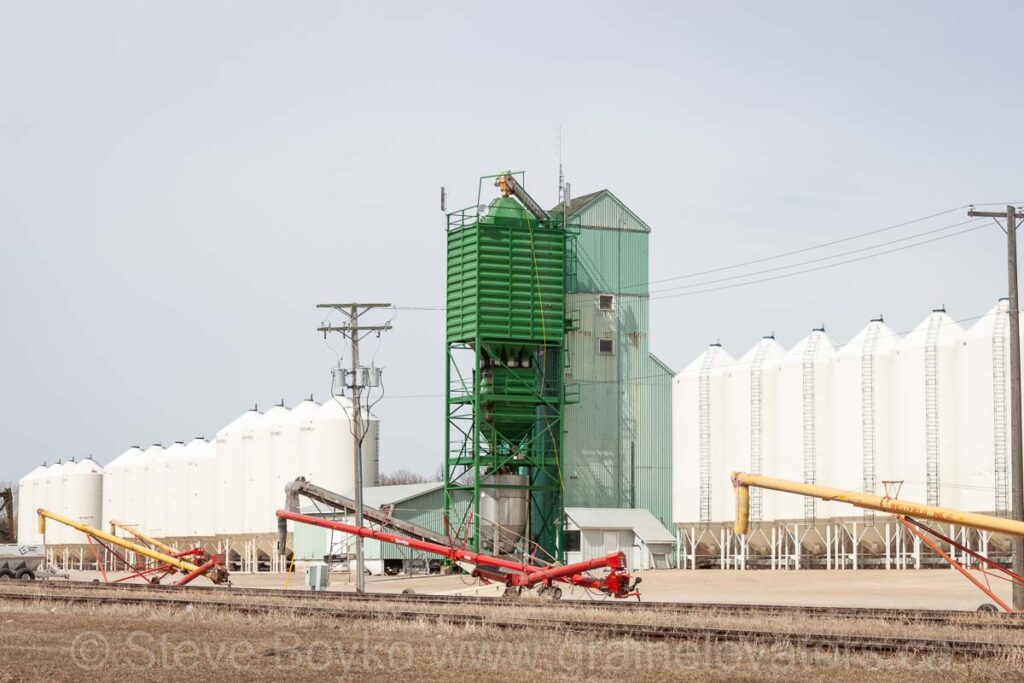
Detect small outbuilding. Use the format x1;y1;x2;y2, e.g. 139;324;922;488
564;507;675;570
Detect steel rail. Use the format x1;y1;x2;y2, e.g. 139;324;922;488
11;580;1023;628
0;590;1016;658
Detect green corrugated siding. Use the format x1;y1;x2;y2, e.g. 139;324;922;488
562;193;673;528
292;489;471;562
447;198;565;346
569;227;647;296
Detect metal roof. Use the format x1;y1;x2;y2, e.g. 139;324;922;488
565;507;675;544
301;482;443;513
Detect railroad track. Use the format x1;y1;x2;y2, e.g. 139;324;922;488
0;589;1017;659
12;579;1024;630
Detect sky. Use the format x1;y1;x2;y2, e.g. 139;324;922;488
1;1;1021;483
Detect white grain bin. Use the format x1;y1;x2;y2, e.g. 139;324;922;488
38;462;69;544
956;300;1011;513
119;446;148;529
215;408;263;536
162;442;189;537
184;438;215;536
829;319;899;511
16;464;47;545
140;444;168;537
303;397;379;496
243;403;289;534
891;309;964;508
267;399;319;528
774;328;837;521
480;473;528;554
102;446;143;531
725;336;786;525
672;343;735;526
64;459;104;538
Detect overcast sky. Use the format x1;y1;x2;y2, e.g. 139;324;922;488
1;1;1021;483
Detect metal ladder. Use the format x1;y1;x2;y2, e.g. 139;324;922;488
698;347;718;524
993;300;1010;516
802;332;823;521
861;321;881;525
749;339;770;523
924;312;942;507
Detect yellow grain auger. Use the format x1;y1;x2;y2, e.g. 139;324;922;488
38;509;228;585
731;473;1024;612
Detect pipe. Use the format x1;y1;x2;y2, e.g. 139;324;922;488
731;473;1024;538
109;520;177;555
38;509;204;575
276;509;627;590
734;482;750;536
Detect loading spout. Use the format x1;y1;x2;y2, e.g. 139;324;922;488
730;471;1024;539
495;173;550;223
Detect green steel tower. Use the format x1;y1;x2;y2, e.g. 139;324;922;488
444;172;568;562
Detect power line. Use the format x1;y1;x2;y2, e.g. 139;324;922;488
649;216;988;295
650;221;991;301
646;204;972;288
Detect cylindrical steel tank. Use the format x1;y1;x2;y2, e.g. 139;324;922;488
184;437;215;537
725;336;786;526
246;404;289;534
957;300;1013;513
16;464;46;544
140;444;167;536
829;319;899;512
304;398;379;496
672;343;735;526
162;442;189;537
102;447;143;531
479;473;528;554
215;408;263;536
774;329;837;521
65;459;104;535
892;309;964;508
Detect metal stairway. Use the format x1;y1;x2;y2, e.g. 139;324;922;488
861;321;881;525
924;312;942;507
749;339;770;523
698;346;719;525
993;300;1010;517
802;332;823;521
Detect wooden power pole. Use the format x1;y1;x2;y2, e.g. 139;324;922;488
317;302;392;593
969;205;1023;609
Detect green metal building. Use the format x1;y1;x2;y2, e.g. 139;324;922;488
444;173;568;561
442;175;673;563
555;190;674;528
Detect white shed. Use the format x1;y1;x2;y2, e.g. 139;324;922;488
564;507;675;570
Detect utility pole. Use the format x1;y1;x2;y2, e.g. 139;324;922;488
969;205;1023;609
317;302;392;593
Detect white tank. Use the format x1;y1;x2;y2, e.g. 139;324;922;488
303;397;379;496
102;447;143;531
957;300;1012;513
140;444;167;536
119;446;148;529
16;464;47;545
829;319;899;513
184;438;215;536
65;459;104;537
38;462;68;544
162;442;189;537
726;336;786;523
266;400;319;529
672;344;735;525
892;309;964;508
215;408;263;535
774;329;837;520
244;404;288;534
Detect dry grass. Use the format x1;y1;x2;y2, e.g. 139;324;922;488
6;584;1024;646
2;598;1024;682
